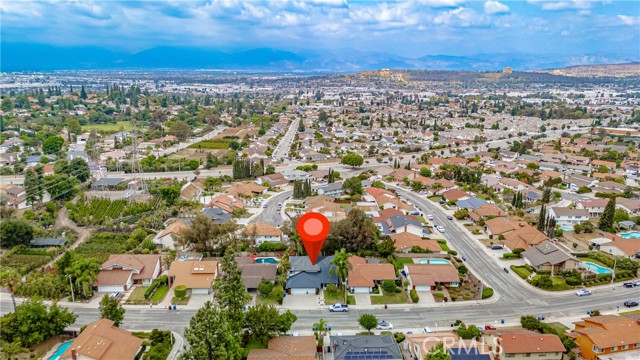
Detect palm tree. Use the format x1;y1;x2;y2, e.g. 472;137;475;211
330;249;352;303
313;318;328;337
0;341;27;360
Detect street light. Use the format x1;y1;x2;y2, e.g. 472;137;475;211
611;259;617;284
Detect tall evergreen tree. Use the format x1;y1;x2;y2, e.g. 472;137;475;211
180;301;242;360
79;85;87;100
598;197;616;232
24;169;39;205
212;248;250;335
541;187;551;204
537;205;546;231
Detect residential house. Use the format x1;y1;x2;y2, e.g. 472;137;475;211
572;315;640;360
522;240;577;273
236;257;277;291
490;333;565;360
285;256;338;295
616;198;640;215
390;233;441;253
200;207;233;224
346;256;396;293
96;254;162;293
484;218;523;236
329;335;402;360
209;194;245;213
592;181;626;195
0;152;19;166
316;182;344;198
168;260;218;295
226;183;268;197
243;222;283;245
255;173;288;188
282;169;310;181
456;197;489;211
598;234;640;259
469;204;508;223
403;263;461;291
247;336;316;360
442;189;471;202
153;221;188;250
548;207;589;227
0;185;29;209
180;181;204;201
306;200;346;222
502;225;549;252
577;199;609;217
59;319;143;360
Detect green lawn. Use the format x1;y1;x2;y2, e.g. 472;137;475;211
347;295;356;305
510;265;531;279
550;276;573;291
370;289;407;305
393;258;415;270
171;296;190;305
83;121;132;132
438;241;451;252
620;309;640;316
324;289;346;305
428;196;441;202
150;285;169;303
127;286;148;301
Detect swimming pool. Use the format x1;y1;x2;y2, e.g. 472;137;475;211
560;226;575;231
418;259;450;265
256;257;277;264
48;341;72;360
584;262;612;274
620;232;640;239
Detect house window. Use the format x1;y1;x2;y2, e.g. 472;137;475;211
635;343;640;348
524;354;531;357
539;353;546;357
622;345;628;350
612;346;618;351
505;354;515;358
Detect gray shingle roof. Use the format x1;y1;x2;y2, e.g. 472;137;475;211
456;197;488;210
286;256;338;289
522;240;575;267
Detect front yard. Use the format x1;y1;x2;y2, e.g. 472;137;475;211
125;286;149;304
370;288;408;305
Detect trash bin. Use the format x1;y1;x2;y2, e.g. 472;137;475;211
501;319;505;324
173;305;177;310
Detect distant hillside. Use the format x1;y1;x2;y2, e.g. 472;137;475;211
536;62;640;78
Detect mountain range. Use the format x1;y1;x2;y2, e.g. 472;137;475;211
2;43;639;72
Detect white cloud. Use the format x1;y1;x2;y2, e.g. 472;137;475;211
418;0;466;7
434;7;486;27
484;1;509;15
527;0;592;11
617;15;640;26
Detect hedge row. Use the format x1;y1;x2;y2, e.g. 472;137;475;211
482;288;494;299
410;289;419;303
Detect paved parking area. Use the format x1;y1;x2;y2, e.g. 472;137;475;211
417;292;435;305
354;293;371;306
283;294;322;309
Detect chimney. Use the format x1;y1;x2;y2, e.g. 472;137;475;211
71;348;77;360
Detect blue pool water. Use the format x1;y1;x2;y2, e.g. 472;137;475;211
620;232;640;239
48;341;72;360
256;257;277;264
560;226;575;231
418;259;450;265
584;262;612;274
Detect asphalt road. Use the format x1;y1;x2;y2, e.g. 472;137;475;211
272;118;299;162
250;190;293;227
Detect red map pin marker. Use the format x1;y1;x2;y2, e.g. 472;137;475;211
297;212;330;265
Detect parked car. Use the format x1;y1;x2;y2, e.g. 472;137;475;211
447;215;453;220
409;211;420;216
329;304;349;312
110;292;121;299
263;204;268;208
634;280;640;286
576;289;592;296
484;325;497;330
437;226;445;233
623;282;634;288
426;214;434;220
624;301;639;308
439;199;446;204
124;192;131;199
376;321;394;330
503;267;509;274
423;327;433;334
490;245;503;250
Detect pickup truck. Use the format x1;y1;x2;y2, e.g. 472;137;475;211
329;304;349;312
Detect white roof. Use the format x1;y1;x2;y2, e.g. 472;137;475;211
589;238;613;245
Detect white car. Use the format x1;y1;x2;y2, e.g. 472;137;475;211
576;289;592;296
376;321;393;330
426;214;434;220
124;192;131;199
437;226;446;233
423;327;433;334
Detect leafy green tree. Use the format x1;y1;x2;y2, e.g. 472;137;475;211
425;342;451;360
99;294;125;327
453;208;468;219
0;218;34;248
0;299;76;347
69;158;91;182
613;208;629;223
341;153;364;167
456;323;481;339
212;248;250;335
376;237;395;257
44;173;78;200
244;304;297;343
160;184;181;206
531;275;553;289
358;313;378;332
180;301;242;360
24;169;40;205
342;176;363;195
598;197;616;232
541;187;551;204
1;98;13;112
43;136;65;154
168;121;193;141
0;340;27;360
66;118;82;137
327;209;378;253
257;280;274;297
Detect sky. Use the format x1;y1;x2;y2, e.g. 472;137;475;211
1;0;639;57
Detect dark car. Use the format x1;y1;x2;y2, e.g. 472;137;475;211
490;245;503;250
624;282;634;288
447;215;454;220
624;301;639;308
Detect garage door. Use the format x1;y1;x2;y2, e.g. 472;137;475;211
191;288;210;295
98;285;125;293
352;287;370;293
415;286;431;292
290;288;316;295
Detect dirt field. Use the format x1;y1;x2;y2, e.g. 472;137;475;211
168;148;228;161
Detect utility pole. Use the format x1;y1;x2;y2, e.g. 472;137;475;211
611;259;617;284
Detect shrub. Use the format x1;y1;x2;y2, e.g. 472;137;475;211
381;280;397;293
481;287;494;299
510;265;530;279
503;253;520;259
174;285;187;298
448;250;458;256
325;284;338;297
258;280;274;297
257;242;287;252
432;292;445;298
531;275;553;289
271;285;284;304
410;289;419;303
145;279;160;299
498;234;505;240
160;275;168;284
566;277;582;286
393;332;405;343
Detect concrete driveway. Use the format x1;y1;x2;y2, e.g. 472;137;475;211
283;294;321;309
354;293;371;306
